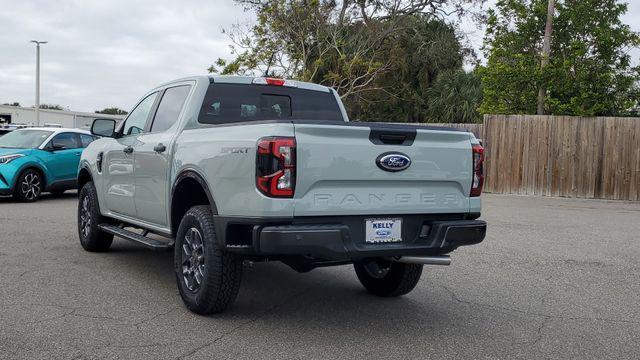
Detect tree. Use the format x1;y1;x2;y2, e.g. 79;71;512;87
425;69;483;123
347;16;480;122
95;107;128;115
2;102;20;107
479;0;640;116
537;0;555;114
212;0;484;122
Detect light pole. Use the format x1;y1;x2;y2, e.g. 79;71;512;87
30;40;47;126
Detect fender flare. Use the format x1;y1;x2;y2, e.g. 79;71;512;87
77;162;93;189
171;169;218;215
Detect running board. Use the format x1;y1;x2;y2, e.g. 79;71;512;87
98;224;174;251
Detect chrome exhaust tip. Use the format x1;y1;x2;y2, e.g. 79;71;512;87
391;255;451;266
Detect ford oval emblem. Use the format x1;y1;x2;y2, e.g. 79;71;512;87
376;152;411;172
376;229;391;236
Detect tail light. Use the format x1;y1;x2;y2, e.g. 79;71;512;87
252;77;298;87
256;137;296;197
470;144;484;197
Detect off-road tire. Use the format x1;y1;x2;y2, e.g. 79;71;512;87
13;168;43;202
78;181;113;252
354;259;423;297
174;205;243;315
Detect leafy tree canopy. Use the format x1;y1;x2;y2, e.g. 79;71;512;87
479;0;640;116
95;107;128;115
211;0;484;123
348;16;482;123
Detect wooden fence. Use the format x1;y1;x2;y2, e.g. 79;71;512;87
413;122;485;139
425;115;640;201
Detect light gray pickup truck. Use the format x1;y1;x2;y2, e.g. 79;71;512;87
77;75;486;314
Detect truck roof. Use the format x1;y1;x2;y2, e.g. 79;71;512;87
209;75;332;93
151;75;332;94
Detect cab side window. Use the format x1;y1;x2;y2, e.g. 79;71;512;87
121;92;158;136
150;85;191;133
49;132;80;150
79;134;96;148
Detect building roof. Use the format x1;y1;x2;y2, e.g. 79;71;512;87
0;104;125;120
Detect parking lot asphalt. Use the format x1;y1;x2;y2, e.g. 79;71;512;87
0;193;639;359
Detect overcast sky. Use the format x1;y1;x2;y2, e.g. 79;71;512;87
1;0;638;113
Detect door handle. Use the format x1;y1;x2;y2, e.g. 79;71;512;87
123;146;134;154
153;143;167;153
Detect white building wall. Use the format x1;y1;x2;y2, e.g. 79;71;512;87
0;105;124;129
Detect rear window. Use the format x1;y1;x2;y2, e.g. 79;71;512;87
198;83;343;124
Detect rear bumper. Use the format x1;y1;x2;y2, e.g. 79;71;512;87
215;214;486;261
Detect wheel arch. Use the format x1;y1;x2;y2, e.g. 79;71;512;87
170;169;218;237
15;164;48;190
77;164;93;191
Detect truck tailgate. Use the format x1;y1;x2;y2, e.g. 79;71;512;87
293;123;473;216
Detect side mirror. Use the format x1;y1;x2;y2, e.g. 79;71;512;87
50;144;68;151
91;119;116;138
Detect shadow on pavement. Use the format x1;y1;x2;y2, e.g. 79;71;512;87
100;241;445;327
0;191;78;203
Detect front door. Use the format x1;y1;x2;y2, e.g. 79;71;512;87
134;84;191;226
103;92;159;217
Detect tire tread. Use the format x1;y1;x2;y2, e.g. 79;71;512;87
175;205;242;314
78;182;113;252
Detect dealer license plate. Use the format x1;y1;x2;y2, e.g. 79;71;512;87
365;218;402;243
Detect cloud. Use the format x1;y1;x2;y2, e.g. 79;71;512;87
0;0;251;112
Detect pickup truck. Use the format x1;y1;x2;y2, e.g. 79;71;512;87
77;75;486;314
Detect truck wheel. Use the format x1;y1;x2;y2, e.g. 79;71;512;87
13;169;43;202
77;182;113;252
174;205;243;314
354;259;423;297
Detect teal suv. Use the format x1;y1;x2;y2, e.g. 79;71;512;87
0;127;97;202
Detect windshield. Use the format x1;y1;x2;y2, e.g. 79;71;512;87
0;129;53;149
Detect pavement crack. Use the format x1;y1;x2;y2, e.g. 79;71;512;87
176;317;258;360
531;316;550;346
134;307;179;331
25;308;77;325
176;284;316;359
439;284;640;325
69;308;123;322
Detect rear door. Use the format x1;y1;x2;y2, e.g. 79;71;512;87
293;123;473;216
134;84;192;226
44;132;82;182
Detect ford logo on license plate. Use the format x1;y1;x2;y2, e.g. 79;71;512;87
376;152;411;172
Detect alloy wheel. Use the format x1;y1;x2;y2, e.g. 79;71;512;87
181;227;205;292
21;172;41;200
79;195;92;238
363;259;391;279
